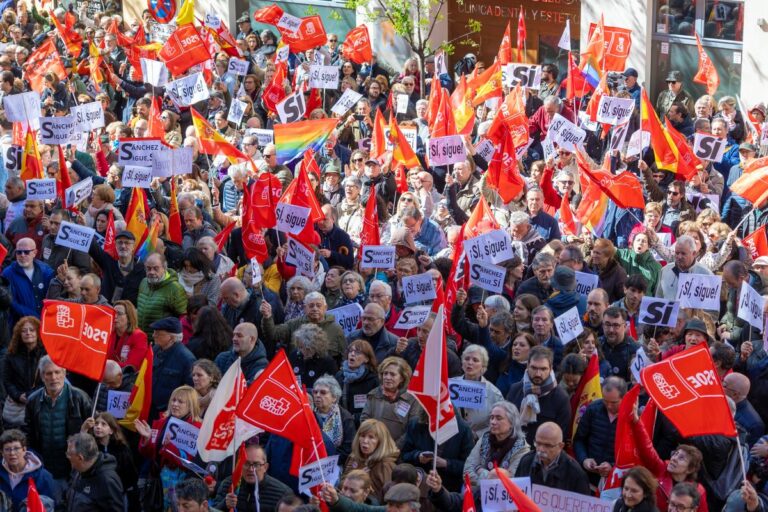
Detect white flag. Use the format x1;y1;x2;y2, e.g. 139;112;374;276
558;20;571;51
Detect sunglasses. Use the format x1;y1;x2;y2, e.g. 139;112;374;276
15;249;33;255
668;191;680;196
352;158;363;162
329;39;338;42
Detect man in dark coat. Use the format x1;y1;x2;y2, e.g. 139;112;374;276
215;444;292;512
65;433;124;511
220;277;284;329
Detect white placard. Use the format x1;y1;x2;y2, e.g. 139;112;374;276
39;116;75;144
275;203;311;235
309;65;339;90
106;390;131;419
396;94;408;114
626;130;650;158
676;273;722;311
69;129;88;152
660;41;669;54
360;245;396;269
276;90;307;124
227;57;250;76
277;12;302;34
575;271;599;296
328;303;364;337
151;147;193;178
331;89;363;117
475;139;496;162
554;306;584;344
465;229;514;265
693;132;727;162
204;12;221;29
548;113;586;152
285;237;315;278
428;135;466;166
686;191;719;213
26;179;56;201
227;99;247;126
402;273;437;304
65;177;93;208
55;221;96;253
298;455;340;495
166;73;210;107
578;111;599;132
3;92;40;122
248;128;274;146
393;305;432;329
447;378;486;410
542;135;556;161
401;128;418;151
480;477;532;512
117;138;164;167
596;96;635;126
738;282;765;331
531;484;614;512
469;260;505;293
121;165;153;188
504;63;542;89
163;417;200;457
630;347;652;383
70;101;105;132
639;296;680;327
558;20;571;51
140;58;169;87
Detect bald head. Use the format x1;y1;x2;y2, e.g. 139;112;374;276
103;360;123;389
232;322;258;357
723;372;750;402
221;277;248;307
534;421;564;466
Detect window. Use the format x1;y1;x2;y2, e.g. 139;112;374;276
655;0;696;36
654;0;743;42
703;0;743;41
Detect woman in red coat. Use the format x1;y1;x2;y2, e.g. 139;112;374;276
109;300;149;370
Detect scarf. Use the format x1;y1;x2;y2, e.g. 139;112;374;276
319;404;344;448
338;293;366;307
179;270;205;295
284;300;304;321
519;371;558;425
487;433;517;468
342;361;367;383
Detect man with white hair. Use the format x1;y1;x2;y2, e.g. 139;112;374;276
2;237;53;322
221;164;249;213
149;317;195;419
346;303;398;363
368;280;406;336
656;235;713;299
508;210;546;265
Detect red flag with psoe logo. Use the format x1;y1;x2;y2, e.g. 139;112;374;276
278;15;327;53
40;300;115;381
498;21;512;65
158;24;211;77
358;189;380;259
241;184;270;263
262;60;288;114
516;6;527;62
249;172;282;229
341;25;372;64
25;39;67;93
744;225;768;259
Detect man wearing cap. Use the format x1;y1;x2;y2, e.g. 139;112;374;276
322;165;343;206
321;481;421;511
235;13;253;40
656;70;694;118
545;266;587;318
89;229;146;304
362;159;396;207
623;68;641;110
206;92;226;124
149;316;195;419
751;257;768;293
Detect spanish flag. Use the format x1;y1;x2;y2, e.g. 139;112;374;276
640;88;678;172
470;61;503;106
119;348;153;432
125;188;149;251
570;354;602;442
191;108;250;164
20;129;43;182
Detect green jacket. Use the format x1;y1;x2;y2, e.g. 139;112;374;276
616;248;662;297
137;269;188;334
260;313;346;361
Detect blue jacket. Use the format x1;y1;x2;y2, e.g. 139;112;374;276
0;451;55;512
214;342;269;384
2;260;53;323
545;290;587;319
601;203;640;249
151;341;195;420
318;224;355;269
714;141;740;186
414;218;447;256
530;210;561;242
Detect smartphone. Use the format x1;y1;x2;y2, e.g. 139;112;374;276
354;114;364;121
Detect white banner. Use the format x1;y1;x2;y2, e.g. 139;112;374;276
475;138;496;162
676;273;722;311
3;92;40;122
331;89;363;117
285;237;315;278
298;455;340;495
309;65;339;90
247;128;274;146
428;135;466;166
480;477;532;512
54;221;95;253
227;99;247;126
465;229;514;265
71;101;105;132
469;260;505;293
575;271;599;296
118;138;165;167
39;116;75;145
396;94;409;114
140;58;169;87
548;113;586;152
360;245;396;269
596;96;635;125
630;347;653;383
555;306;584;344
163;417;200;457
393;305;432;329
402;273;437;304
121;165;153;188
227;57;250;76
166;73;210;107
447;378;486;410
504;63;542;89
328;303;364;336
276;91;307;124
639;296;680;327
26;179;56;201
275;203;311;235
738;282;765;331
65;177;93;208
531;484;613;512
277;12;302;33
693;132;727;162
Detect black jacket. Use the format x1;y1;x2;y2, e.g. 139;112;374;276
215;343;269;385
89;240;146;305
214;474;292;512
335;367;379;426
3;344;44;403
573;399;617;467
515;450;591;495
221;287;285;338
318;224;354;269
517;276;553;303
288;349;338;390
507;382;572;446
66;453;125;512
24;383;92;460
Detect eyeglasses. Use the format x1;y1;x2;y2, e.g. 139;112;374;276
667;191;680;196
401;197;414;202
15;249;32;255
342;278;358;284
603;322;624;329
2;446;22;453
243;462;266;470
329;39;338;42
668;502;694;512
352;158;363;163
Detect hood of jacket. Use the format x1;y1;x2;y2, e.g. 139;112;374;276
1;450;43;477
146;268;181;291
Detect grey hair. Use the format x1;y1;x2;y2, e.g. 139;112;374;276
508;211;530;226
172;332;184;343
343;176;362;188
416;99;428;108
196;236;217;251
484;295;510;312
304;291;326;304
491;401;525;440
369;280;392;297
292;323;328;357
287;275;315;294
313;374;342;401
531;252;557;269
67;433;99;462
463;344;489;369
364;302;386;320
676;235;697;253
38;355;62;374
543;95;562;107
227;164;249;180
602;376;628;396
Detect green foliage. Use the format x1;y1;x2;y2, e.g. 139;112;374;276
328;10;343;22
304;5;318;15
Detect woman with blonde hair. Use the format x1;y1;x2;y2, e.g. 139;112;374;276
342;419;400;503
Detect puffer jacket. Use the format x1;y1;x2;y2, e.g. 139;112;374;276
573;399;618;467
137;270;188;334
151;341;195;418
66;453;124;512
545;289;587;318
261;314;346;362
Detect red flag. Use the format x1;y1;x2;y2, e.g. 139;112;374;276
253;4;284;24
49;10;83;57
486;130;524;203
250;172;282;229
388;113;420;168
408;305;459;442
516;6;527;62
729;165;768;207
197;359;248;461
26;478;45;512
498;22;512;65
559;192;577;236
450;75;475;136
487;85;528;149
278;16;326;53
107;19;143;48
664;117;702;180
426;70;442;128
300;149;322;179
465;196;500;238
103;209;118;259
168;178;183;244
56;145;71;207
341;25;372;64
199;21;242;58
40;300;115;381
744;225;768;259
463;474;477;512
494;462;540;512
370;108;388;159
148;96;165;139
588;22;632;72
693;33;719;96
445;224;470;344
158;24;211;77
358;189;380;258
241;184;270;263
25;39;67;93
305;88;322;119
603;384;644;493
262;60;288;114
577;152;645;210
469;61;503;106
430;89;457;139
640;343;737;437
278;166;324;247
213;222;236;251
394;164;409;194
566;51;593;100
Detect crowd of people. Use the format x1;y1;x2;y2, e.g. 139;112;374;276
0;2;763;512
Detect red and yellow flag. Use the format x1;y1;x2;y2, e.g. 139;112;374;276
20;129;43;182
388;114;420;169
570;354;602;442
118;348;153;432
450;75;475;136
125;188;149;250
641;88;678;172
49;10;83;57
470;61;503;106
191;108;249;163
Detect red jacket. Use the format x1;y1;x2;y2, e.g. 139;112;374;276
528;103;576;140
138;415;203;472
109;328;149;370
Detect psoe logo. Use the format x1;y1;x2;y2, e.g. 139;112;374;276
260;395;290;415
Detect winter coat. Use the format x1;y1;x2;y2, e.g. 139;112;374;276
464;431;530;485
108;329;149;370
151;341;195;419
88;241;146;305
288;349;338;390
2;260;53;323
515;450;591;495
3;343;44;403
261;314;346;362
617;248;662;297
573;399;618;466
599;336;640;383
346;327;398;365
214;474;292;512
0;451;55;512
214;343;269;385
591;259;628;304
335;366;379;426
221;287;284;334
507;381;572;446
360;388;422;448
136;270;188;334
545;290;587;318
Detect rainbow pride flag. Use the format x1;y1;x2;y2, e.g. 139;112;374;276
274;118;339;164
136;216;161;262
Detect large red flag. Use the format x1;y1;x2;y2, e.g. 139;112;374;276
25;39;67;93
486;129;524;203
516;6;527;62
487;85;528;150
730;165;768;207
358;189;380;256
278;166;324;247
577;152;645;210
40;300;115;381
588;22;632;72
262;61;288;114
249;172;282;229
693;33;719;96
664;117;702;180
341;25;372;64
640;343;737;437
744;225;768;259
450;75;476;136
253;4;284;24
498;22;512;65
388;113;421;168
241;184;270;263
158;24;211;77
495;462;540;512
278;15;326;53
566;51;593;100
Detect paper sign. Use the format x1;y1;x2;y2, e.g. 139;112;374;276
26;179;56;201
428;135;466;166
402;273;437;304
285;237;315;278
676;273;722;311
248;128;274;146
106;390;131;419
531;484;614;512
71;101;105;131
639;297;680;327
360;245;396;269
480;477;532;512
39;116;75;145
596;96;635;125
298;455;340;495
626;130;649;158
609;123;630;152
166;73;210;107
575;271;599;296
558;20;571;51
227;57;250;76
577;111;599;132
555;306;584;344
309;65;339;90
693;132;727;162
738;282;765;331
328;303;363;336
542;135;556;161
65;177;93;208
55;221;95;253
3;91;40;122
275;203;311;235
140;58;169;87
686;191;719;213
548;113;586;152
228;99;247;126
122;165;153;188
475;139;496;162
163;417;200;457
331;89;363;117
447;378;486;410
469;260;505;294
277;12;302;34
465;229;514;265
118;138;164;167
504;63;542;89
396;94;408;114
276;91;307;124
204;12;221;29
630;347;652;383
394;305;432;329
401;128;418;151
151;147;193;178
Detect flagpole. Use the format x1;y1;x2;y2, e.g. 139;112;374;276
91;382;102;418
432;305;445;474
736;434;748;483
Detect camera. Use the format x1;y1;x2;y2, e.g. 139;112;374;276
606;71;627;93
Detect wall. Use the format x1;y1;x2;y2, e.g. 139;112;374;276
741;1;768;105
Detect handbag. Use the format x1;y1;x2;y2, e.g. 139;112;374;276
2;397;25;427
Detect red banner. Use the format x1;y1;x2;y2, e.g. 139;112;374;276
341;25;372;64
25;40;67;93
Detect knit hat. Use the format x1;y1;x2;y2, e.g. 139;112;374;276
551;266;577;293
